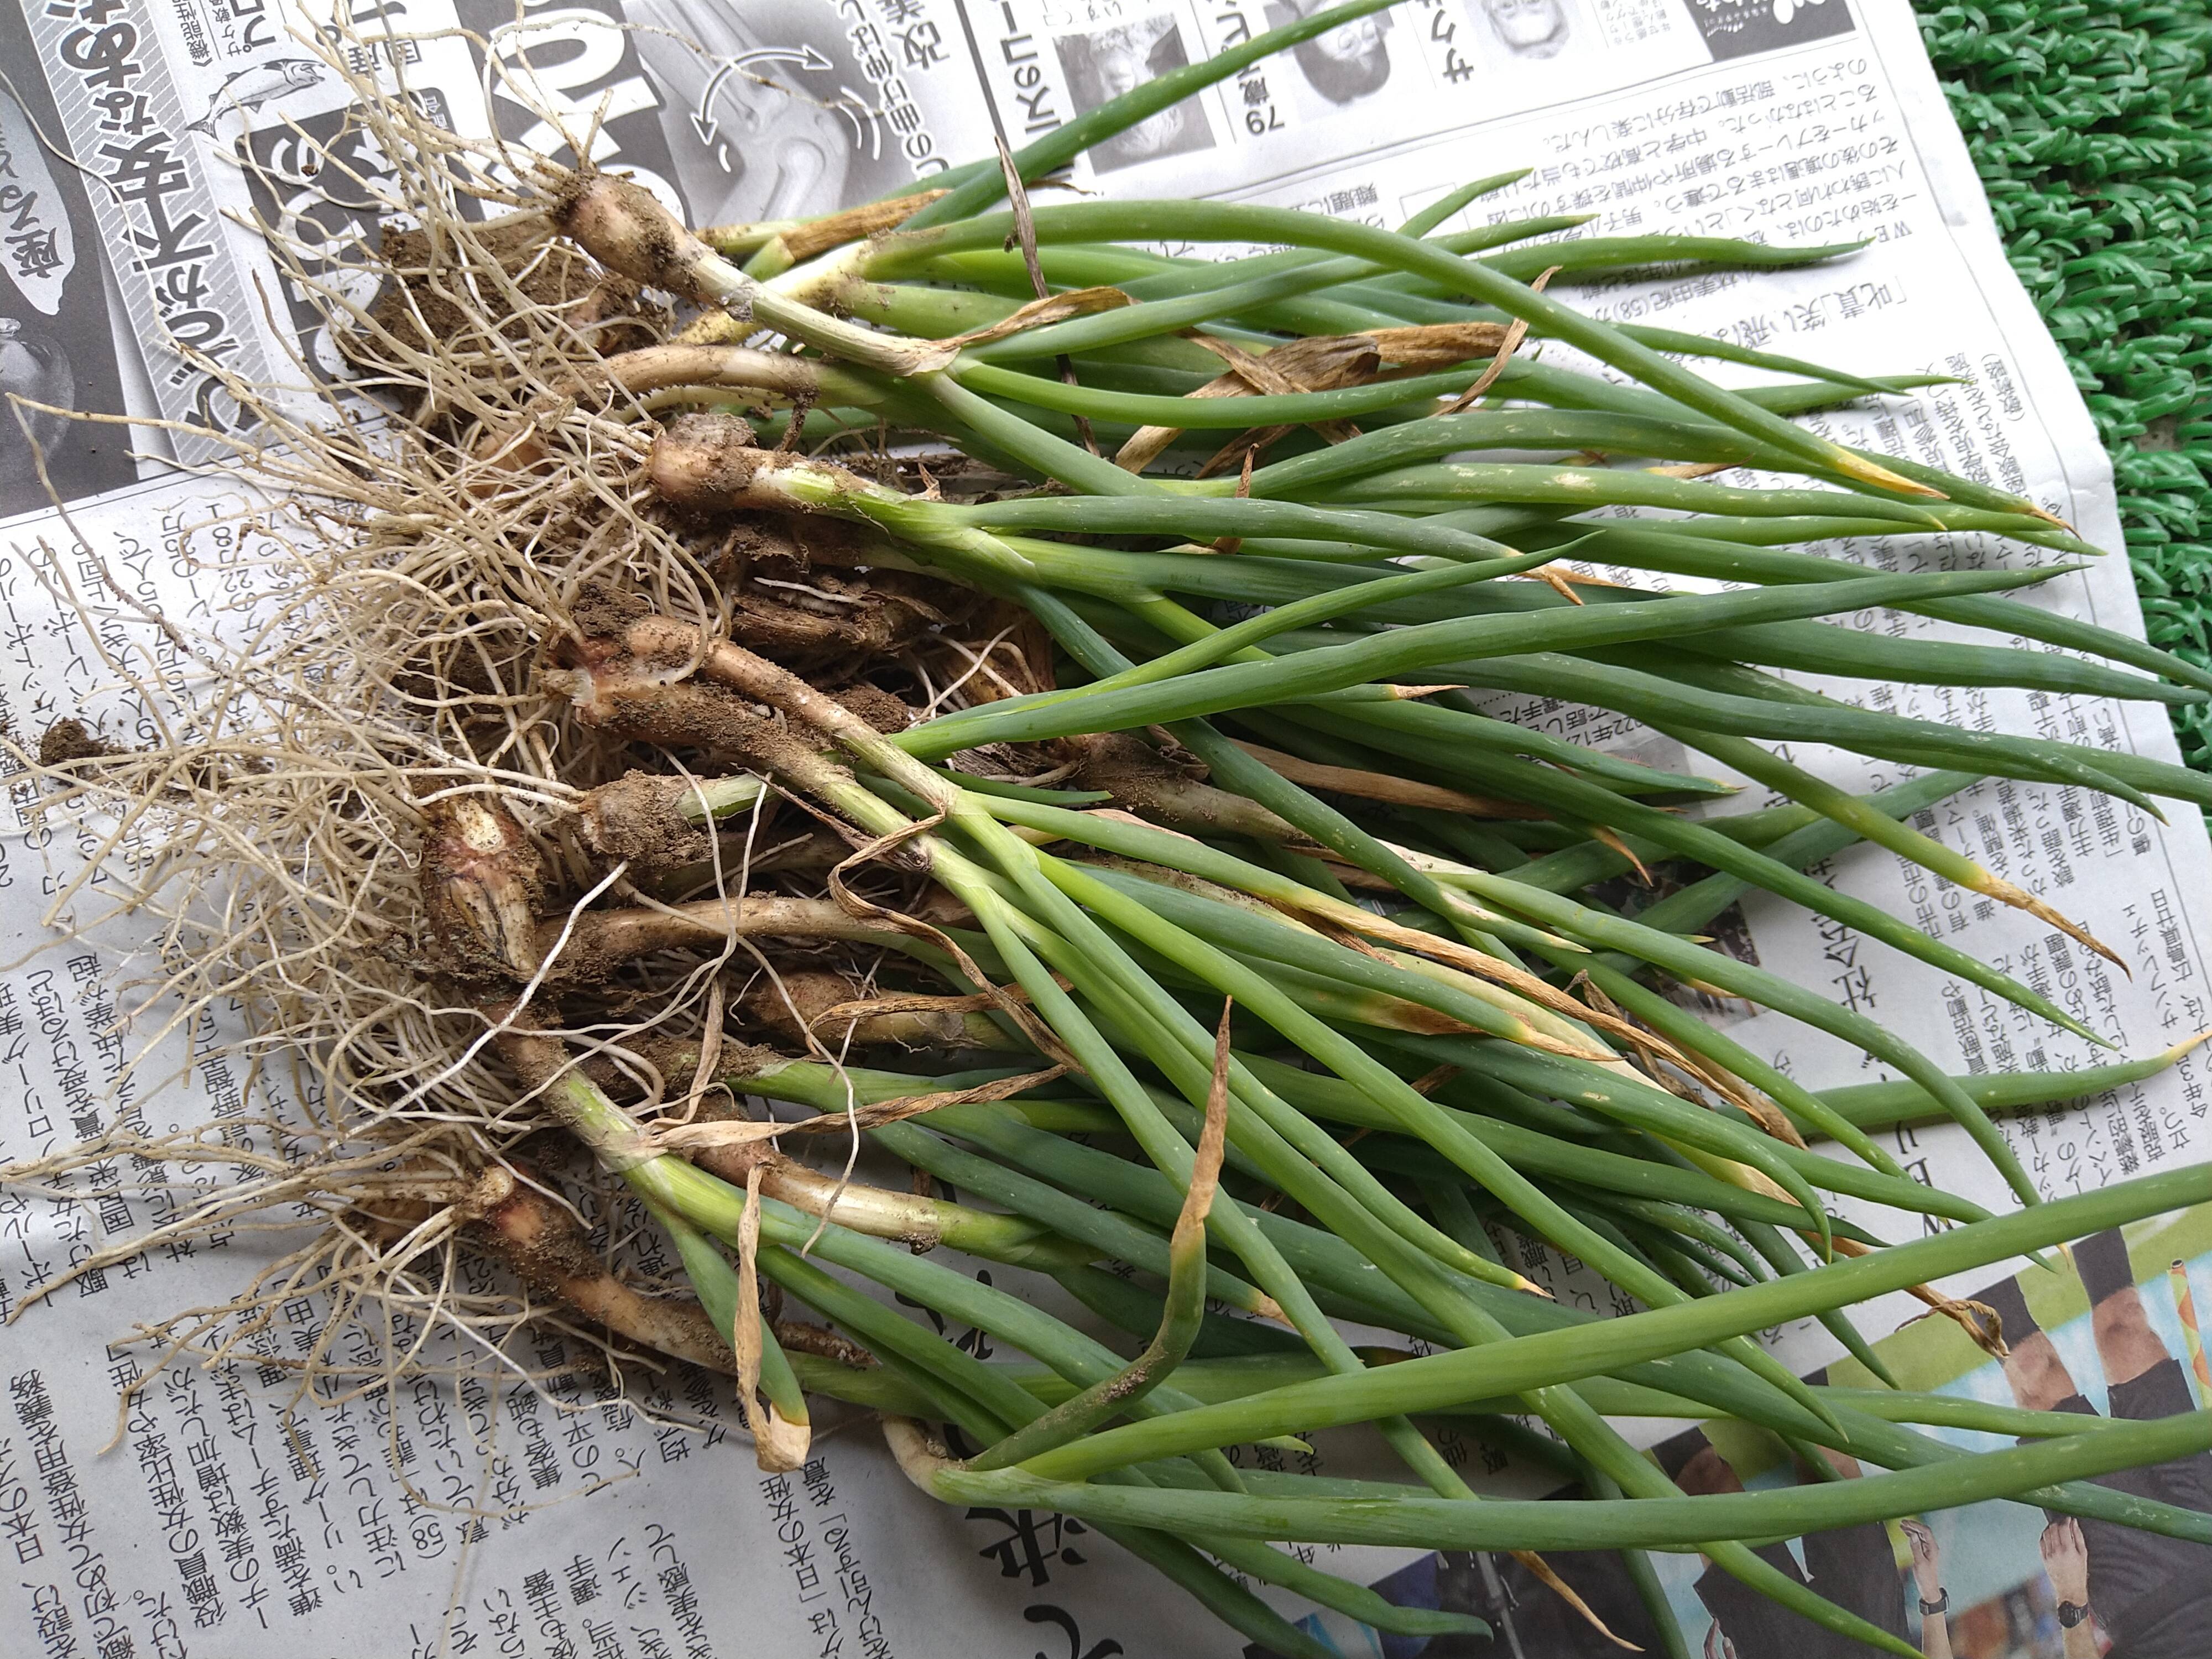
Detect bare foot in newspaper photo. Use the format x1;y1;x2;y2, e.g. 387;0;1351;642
1053;14;1217;173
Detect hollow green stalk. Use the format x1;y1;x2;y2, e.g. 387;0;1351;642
1006;581;1601;956
870;199;1949;494
995;1156;2212;1478
1283;697;2101;1053
900;564;2071;754
650;1199;808;1434
743;1061;1279;1314
1317;460;1950;524
756;741;1514;1508
852;767;1880;1622
970;1009;1234;1470
1037;852;1839;1430
1559;522;2212;695
1813;1033;2211;1133
1400;169;1536;235
1575;958;1904;1175
918;1407;2212;1552
759;1248;1354;1659
1383;645;2167;801
1041;586;2101;1065
1079;862;1841;1248
1237;1051;1874;1238
1034;935;1906;1646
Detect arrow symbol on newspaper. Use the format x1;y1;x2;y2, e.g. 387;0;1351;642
691;45;837;148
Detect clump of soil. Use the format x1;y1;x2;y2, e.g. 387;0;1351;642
37;718;117;766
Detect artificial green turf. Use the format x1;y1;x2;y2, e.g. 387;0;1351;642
1919;1;2212;770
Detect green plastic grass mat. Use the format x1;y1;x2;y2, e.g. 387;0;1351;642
1918;1;2212;771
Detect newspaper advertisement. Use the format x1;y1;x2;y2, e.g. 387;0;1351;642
0;0;2205;1653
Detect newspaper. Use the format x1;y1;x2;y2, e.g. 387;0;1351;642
0;0;2205;1654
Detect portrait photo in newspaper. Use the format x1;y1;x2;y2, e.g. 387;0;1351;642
1469;0;1583;61
1052;13;1218;171
1260;0;1397;108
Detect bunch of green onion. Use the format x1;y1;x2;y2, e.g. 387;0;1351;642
418;4;2212;1651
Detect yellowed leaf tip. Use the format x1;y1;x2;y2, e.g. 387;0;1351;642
2166;1027;2212;1062
1837;450;1947;499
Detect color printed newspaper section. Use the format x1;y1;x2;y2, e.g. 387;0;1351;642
0;1;2204;1655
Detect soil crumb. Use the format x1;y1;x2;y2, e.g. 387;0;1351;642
38;718;117;765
